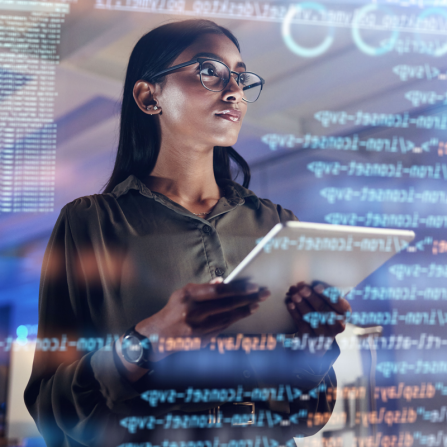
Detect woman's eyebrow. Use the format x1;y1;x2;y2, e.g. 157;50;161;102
192;52;247;70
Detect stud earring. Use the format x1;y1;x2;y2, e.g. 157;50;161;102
153;106;158;110
146;106;150;111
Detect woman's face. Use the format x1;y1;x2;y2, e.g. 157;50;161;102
154;33;248;149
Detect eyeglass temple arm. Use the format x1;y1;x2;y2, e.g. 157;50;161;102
150;59;199;79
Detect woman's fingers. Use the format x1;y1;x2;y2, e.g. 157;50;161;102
286;281;306;298
288;290;326;335
298;284;348;337
187;289;270;324
310;283;351;334
289;282;351;316
162;280;272;340
182;280;261;302
286;282;350;337
286;297;315;338
195;303;260;335
312;283;352;315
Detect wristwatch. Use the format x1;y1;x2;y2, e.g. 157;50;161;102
121;325;154;369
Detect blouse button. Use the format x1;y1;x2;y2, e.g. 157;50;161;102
215;268;224;276
202;226;210;234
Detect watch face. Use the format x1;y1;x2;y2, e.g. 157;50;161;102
123;335;143;363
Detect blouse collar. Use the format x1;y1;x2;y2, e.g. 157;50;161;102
111;174;260;209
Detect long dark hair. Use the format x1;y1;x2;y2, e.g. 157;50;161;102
102;19;251;194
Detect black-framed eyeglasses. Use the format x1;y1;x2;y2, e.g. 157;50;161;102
150;58;265;103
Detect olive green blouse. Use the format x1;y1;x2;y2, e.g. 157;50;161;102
24;175;338;447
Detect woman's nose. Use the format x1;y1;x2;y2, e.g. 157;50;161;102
222;75;244;101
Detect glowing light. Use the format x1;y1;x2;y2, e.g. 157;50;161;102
16;325;28;339
282;2;334;58
352;4;399;56
16;325;28;346
416;8;447;57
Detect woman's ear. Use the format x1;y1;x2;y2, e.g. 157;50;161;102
133;80;162;115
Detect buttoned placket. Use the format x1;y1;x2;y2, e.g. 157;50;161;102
136;181;246;281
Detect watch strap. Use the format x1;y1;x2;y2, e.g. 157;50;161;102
122;325;154;370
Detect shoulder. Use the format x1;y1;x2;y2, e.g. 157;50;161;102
258;197;299;223
63;193;117;222
57;193;120;242
222;180;299;223
61;175;142;228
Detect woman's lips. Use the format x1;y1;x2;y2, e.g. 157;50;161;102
215;109;242;122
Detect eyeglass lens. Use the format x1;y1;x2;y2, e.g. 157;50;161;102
199;60;262;103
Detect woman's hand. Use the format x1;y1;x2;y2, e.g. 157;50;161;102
285;282;351;357
116;278;270;381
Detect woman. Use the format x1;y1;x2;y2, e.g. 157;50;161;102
24;19;351;447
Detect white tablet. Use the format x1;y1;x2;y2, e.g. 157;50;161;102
222;221;415;334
